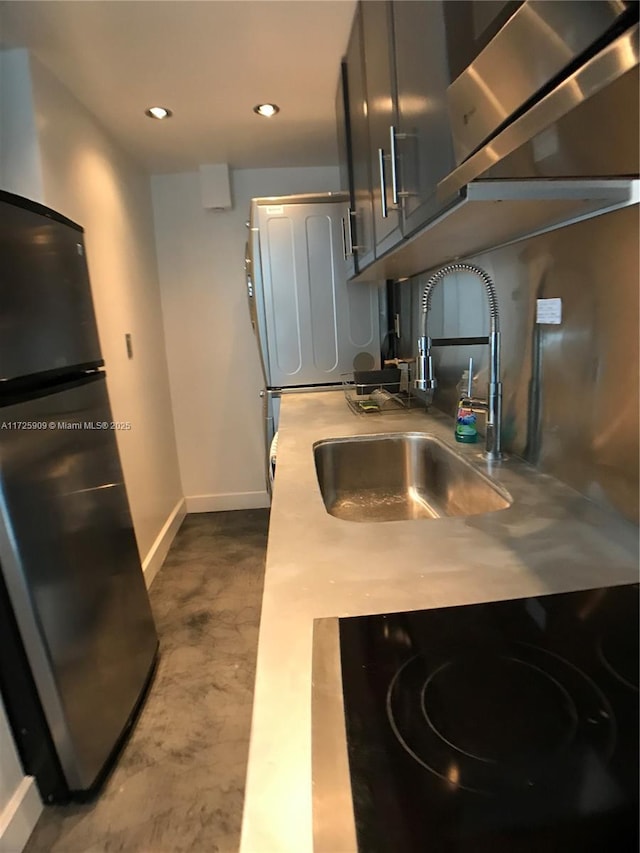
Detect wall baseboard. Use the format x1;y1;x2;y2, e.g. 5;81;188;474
141;498;187;588
0;776;42;853
185;490;271;514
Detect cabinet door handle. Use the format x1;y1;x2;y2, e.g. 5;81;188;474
347;208;362;253
342;213;356;258
378;148;388;219
390;125;412;205
346;209;354;256
348;209;366;253
340;216;348;260
390;125;400;206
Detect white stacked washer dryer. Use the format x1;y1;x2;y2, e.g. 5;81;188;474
245;192;382;492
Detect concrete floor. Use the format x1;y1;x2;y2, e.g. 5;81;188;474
24;509;269;853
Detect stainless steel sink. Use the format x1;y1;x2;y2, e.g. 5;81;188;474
313;432;511;522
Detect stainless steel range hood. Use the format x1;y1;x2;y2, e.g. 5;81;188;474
440;20;639;197
352;20;639;284
353;178;638;284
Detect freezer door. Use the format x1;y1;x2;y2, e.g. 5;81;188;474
256;200;380;387
0;193;102;381
0;374;157;790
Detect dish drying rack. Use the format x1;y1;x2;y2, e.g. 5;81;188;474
342;368;417;415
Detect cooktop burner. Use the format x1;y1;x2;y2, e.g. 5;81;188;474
388;643;615;795
597;591;640;692
339;584;639;852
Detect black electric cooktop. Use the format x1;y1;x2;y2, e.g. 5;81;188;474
338;584;639;852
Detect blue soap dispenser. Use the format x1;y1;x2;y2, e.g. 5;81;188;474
455;357;478;443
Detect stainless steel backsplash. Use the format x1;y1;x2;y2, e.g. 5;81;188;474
397;205;639;523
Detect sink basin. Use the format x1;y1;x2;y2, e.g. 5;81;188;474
313;432;511;522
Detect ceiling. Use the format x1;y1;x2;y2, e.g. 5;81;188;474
0;0;357;174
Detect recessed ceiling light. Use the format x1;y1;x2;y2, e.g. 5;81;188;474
145;106;173;120
253;103;280;118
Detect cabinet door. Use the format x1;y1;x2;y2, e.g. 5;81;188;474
392;1;456;238
335;62;352;200
345;6;375;271
361;0;402;257
335;61;356;279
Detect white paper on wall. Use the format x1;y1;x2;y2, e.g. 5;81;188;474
536;297;562;324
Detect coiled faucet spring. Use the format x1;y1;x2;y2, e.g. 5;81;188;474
415;261;503;460
420;262;500;336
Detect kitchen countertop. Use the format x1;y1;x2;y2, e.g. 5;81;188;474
239;390;638;853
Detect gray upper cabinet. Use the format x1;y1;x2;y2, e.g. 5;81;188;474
343;6;376;272
337;0;639;283
392;1;456;238
337;0;457;277
361;0;402;258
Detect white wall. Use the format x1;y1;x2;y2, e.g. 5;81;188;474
0;698;41;853
0;49;185;850
24;55;185;577
0;699;23;838
0;50;43;202
152;167;341;510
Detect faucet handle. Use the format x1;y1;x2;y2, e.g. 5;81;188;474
426;355;437;390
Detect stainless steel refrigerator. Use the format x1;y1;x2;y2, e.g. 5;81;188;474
245;192;381;485
0;190;158;803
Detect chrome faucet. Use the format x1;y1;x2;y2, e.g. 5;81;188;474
415;262;503;461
